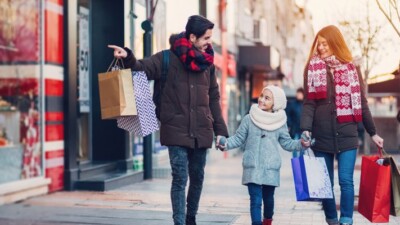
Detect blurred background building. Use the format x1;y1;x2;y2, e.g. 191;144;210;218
0;0;398;205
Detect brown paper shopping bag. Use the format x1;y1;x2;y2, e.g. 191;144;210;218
390;156;400;216
98;58;137;119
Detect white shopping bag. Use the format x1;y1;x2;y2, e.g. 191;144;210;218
291;148;333;201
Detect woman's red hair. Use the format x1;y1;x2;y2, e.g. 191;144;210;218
303;25;356;95
306;25;353;66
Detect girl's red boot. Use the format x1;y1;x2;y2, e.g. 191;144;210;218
263;219;272;225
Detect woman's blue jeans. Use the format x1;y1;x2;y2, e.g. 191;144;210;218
314;149;357;225
168;146;207;225
247;183;276;225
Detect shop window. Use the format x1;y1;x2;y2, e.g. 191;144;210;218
0;0;42;183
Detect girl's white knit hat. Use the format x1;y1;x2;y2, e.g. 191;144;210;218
264;85;287;111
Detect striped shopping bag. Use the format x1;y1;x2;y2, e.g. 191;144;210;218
117;71;159;136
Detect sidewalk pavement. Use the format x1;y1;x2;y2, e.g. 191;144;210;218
0;149;399;225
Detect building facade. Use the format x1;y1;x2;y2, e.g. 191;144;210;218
234;0;314;117
1;0;318;204
0;0;63;204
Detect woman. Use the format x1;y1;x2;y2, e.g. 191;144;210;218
300;25;384;225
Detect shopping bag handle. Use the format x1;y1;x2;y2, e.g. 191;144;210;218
377;147;388;158
300;147;315;158
106;58;125;72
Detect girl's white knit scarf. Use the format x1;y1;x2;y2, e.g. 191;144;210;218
249;104;287;131
307;54;362;123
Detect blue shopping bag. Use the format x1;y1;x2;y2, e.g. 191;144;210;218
291;149;333;201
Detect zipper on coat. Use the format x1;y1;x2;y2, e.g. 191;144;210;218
328;67;339;153
188;69;197;138
172;74;185;114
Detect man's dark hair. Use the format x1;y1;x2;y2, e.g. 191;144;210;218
185;15;214;39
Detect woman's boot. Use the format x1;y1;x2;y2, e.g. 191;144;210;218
262;218;272;225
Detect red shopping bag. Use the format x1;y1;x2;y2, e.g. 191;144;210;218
358;148;391;223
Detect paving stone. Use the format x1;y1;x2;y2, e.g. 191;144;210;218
0;149;399;225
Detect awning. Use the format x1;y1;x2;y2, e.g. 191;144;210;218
368;76;400;93
368;68;400;94
238;45;280;73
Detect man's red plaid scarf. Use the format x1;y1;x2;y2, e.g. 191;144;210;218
307;54;362;123
172;32;214;72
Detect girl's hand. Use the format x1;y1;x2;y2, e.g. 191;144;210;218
216;135;227;151
108;45;128;59
217;144;227;151
371;134;384;148
301;139;310;148
301;131;315;148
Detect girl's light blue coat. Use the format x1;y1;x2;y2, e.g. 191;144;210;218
227;115;302;187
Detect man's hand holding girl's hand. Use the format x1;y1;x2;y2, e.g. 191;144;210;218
216;135;227;151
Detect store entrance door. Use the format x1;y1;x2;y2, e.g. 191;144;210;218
76;0;91;163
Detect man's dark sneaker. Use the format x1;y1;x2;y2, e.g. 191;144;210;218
186;215;196;225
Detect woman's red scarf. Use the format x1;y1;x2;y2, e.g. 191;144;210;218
172;32;214;72
307;54;362;123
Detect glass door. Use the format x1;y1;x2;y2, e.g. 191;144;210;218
77;0;91;162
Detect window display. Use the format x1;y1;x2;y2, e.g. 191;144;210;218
0;79;41;183
0;97;17;147
0;0;42;184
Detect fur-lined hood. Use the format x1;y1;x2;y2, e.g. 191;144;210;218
169;33;182;48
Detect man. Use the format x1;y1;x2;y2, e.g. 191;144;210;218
108;15;228;225
397;110;400;123
285;87;304;157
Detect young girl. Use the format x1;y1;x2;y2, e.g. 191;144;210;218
217;85;309;225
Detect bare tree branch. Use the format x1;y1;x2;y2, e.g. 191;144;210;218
392;0;400;24
376;0;400;38
339;1;387;82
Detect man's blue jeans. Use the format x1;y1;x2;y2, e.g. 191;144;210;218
168;146;207;225
314;149;357;225
247;183;276;225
